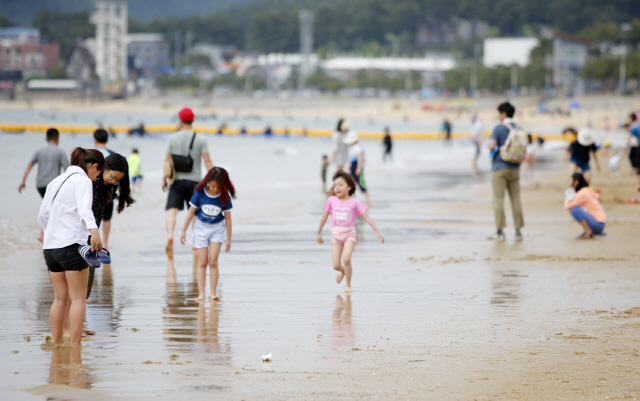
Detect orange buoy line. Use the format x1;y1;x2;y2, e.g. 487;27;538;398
0;123;566;141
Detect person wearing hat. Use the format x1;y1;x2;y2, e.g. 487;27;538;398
332;119;350;171
344;131;371;207
624;112;640;190
566;127;599;184
162;108;213;258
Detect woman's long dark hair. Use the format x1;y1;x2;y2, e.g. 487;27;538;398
105;153;134;213
195;167;236;206
70;147;105;173
572;172;589;192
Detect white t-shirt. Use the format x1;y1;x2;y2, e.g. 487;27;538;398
349;143;363;163
471;121;483;141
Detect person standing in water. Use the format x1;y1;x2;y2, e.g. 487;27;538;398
317;171;384;293
163;108;214;259
19;128;69;241
344;131;372;207
470;114;483;172
38;148;104;348
331;119;350;171
487;102;524;242
321;155;329;192
382;127;393;162
93;128;115;249
180;167;235;302
442;118;452;144
127;148;143;192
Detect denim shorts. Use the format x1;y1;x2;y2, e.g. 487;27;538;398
570;157;591;172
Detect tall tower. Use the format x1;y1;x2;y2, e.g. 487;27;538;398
298;10;314;92
91;1;128;83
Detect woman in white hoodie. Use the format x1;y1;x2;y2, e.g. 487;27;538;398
38;147;105;348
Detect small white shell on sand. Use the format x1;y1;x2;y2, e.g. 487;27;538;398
262;353;272;362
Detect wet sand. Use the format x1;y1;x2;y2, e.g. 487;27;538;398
1;130;640;400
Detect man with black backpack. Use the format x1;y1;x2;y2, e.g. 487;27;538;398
487;102;525;242
162;108;213;257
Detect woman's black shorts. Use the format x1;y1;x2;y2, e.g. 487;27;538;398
43;243;89;272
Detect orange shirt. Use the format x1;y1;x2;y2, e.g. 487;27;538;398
564;187;606;223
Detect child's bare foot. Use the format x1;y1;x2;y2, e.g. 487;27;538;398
344;286;353;293
210;295;220;301
194;296;204;303
83;330;96;336
335;270;345;284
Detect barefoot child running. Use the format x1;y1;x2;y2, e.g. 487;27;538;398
180;167;236;302
317;171;384;293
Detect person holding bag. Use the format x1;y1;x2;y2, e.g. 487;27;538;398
162;108;213;258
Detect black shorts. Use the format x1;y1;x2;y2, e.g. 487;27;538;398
103;200;114;221
630;147;639;169
166;180;198;211
37;187;47;198
44;243;89;273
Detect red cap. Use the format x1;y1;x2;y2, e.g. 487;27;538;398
178;107;194;123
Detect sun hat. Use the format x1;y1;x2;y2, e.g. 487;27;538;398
178;107;194;123
343;131;359;145
577;128;595;146
163;157;176;185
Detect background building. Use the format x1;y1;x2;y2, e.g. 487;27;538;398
483;37;540;67
90;1;128;83
127;33;169;77
552;32;591;95
0;27;60;79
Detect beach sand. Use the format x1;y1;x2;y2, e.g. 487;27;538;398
0;117;639;400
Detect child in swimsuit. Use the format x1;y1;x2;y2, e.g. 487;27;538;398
317;171;384;293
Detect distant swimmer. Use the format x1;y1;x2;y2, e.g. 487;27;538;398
38;148;105;348
564;173;606;239
18;128;69;241
162;108;214;261
180;167;235;302
317;171;384;293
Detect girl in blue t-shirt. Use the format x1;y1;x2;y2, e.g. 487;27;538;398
180;167;236;302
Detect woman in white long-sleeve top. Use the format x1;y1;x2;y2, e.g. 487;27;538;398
38;147;105;348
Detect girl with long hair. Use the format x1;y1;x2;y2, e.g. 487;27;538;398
564;172;606;239
38;147;104;348
317;171;384;293
180;167;236;302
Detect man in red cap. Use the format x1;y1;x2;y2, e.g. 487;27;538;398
162;107;213;259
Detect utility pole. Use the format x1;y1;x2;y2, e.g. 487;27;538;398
174;31;181;71
298;10;314;94
470;42;479;97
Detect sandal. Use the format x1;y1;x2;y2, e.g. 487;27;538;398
78;245;100;268
576;232;595;240
96;248;111;264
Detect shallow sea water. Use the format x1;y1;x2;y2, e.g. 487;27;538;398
0;129;638;400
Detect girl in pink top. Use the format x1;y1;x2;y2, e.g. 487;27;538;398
564;173;606;239
317;171;384;292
